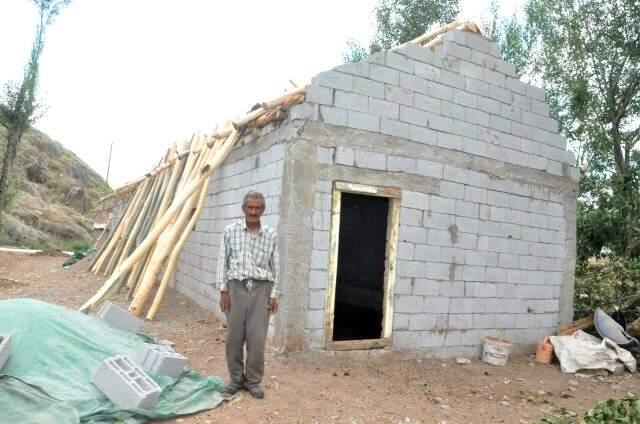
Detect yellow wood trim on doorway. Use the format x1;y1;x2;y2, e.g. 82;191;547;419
323;181;401;350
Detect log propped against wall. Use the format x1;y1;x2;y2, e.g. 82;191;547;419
81;86;306;318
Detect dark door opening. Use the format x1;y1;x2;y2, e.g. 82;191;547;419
332;192;389;341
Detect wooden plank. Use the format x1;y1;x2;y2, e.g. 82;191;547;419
323;185;342;347
382;196;401;339
556;314;594;336
326;338;391;351
334;181;401;198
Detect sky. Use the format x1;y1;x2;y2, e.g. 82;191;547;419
0;0;524;188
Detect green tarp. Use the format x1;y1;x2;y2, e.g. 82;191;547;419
0;298;223;423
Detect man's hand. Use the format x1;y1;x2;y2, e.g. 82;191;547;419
268;297;278;315
220;291;230;314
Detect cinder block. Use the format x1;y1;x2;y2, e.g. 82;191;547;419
305;85;333;106
334;91;369;112
135;343;188;378
387;155;416;173
0;333;11;370
414;93;441;114
97;302;143;334
333;61;370;78
353;76;385;99
386;50;414;73
347;111;380;132
354;149;386;170
369;64;400;85
416;159;443;178
334;146;355;166
312;70;353;91
380;118;410;139
93;355;161;409
387;83;415;106
398;73;427;95
409;125;437;145
413;60;439;80
395;295;424;313
319;105;348;126
369;97;399;118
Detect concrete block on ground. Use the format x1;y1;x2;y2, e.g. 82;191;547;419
135;343;188;378
93;355;161;409
97;302;144;334
0;333;11;370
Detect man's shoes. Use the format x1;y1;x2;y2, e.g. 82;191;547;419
244;384;265;399
222;381;243;396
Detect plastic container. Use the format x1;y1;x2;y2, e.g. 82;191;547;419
535;337;554;364
482;336;512;366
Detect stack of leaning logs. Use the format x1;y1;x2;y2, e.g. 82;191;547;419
81;85;306;319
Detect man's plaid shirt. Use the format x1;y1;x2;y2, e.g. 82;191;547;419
215;220;281;298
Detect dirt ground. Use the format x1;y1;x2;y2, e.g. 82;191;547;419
0;251;638;424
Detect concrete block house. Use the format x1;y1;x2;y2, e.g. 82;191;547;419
171;25;578;356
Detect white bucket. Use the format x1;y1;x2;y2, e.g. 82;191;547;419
482;336;512;366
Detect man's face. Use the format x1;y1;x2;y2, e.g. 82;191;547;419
243;197;264;225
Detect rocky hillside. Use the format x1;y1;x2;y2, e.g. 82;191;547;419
0;126;111;249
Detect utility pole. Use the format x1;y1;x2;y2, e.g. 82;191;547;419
105;141;113;187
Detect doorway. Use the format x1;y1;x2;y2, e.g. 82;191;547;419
324;182;400;350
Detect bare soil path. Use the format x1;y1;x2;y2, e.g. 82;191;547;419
0;251;637;424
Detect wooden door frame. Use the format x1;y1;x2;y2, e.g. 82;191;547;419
323;181;401;351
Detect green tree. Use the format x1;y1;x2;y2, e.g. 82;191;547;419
342;0;459;63
482;2;535;79
0;0;72;210
523;0;640;258
371;0;459;52
342;38;369;64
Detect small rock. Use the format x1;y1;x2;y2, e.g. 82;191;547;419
438;404;451;410
537;390;546;396
568;379;579;386
500;401;510;406
332;372;338;377
456;357;471;365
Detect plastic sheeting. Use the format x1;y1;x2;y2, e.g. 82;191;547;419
0;298;223;423
549;330;637;374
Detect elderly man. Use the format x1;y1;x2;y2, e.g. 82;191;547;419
215;190;280;399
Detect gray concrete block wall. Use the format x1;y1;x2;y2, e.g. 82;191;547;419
172;139;285;321
296;29;578;182
303;134;573;352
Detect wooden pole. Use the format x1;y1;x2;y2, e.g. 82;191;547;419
78;130;239;313
104;177;154;276
128;139;219;316
146;171;211;320
92;181;147;274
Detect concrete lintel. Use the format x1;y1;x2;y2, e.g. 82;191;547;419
298;121;578;193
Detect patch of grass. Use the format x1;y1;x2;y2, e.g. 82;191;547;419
537;393;640;423
56;239;92;252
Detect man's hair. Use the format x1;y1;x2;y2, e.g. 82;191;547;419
242;190;266;209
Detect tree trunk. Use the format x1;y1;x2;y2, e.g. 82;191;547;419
0;129;22;211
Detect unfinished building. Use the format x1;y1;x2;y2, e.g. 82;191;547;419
170;25;578;355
